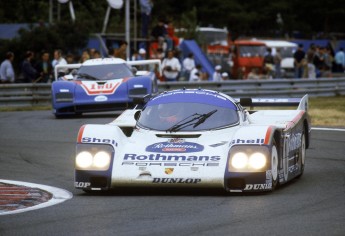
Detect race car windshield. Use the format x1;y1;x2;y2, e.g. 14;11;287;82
137;102;239;131
77;64;133;80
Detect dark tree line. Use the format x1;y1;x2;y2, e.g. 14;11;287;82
1;0;344;38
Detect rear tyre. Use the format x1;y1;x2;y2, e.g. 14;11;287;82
296;132;306;178
271;141;279;190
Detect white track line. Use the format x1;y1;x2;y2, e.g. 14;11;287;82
311;127;345;132
0;179;72;216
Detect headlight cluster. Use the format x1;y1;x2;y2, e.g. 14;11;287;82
229;146;269;172
75;145;113;170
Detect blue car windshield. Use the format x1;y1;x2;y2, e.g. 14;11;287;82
137;102;239;131
77;64;134;80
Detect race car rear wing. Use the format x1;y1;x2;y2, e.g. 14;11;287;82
53;59;162;80
54;63;82;80
238;95;309;111
127;59;162;76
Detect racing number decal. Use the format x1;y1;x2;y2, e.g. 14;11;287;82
80;81;122;95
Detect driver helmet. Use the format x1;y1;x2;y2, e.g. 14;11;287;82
158;103;183;123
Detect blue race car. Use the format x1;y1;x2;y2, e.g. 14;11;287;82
51;58;161;118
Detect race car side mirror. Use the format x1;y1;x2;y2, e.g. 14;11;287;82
131;67;138;75
134;111;141;121
71;69;78;76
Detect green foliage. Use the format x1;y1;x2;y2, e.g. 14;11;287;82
0;21;90;74
178;7;199;40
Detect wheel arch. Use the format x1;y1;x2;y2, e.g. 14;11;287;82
303;119;310;148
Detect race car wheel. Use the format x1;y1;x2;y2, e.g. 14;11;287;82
297;132;306;178
271;141;279;190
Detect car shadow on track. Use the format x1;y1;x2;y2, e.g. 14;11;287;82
50;112;121;120
75;187;272;197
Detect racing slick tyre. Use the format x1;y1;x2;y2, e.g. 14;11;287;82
271;141;279;190
296;132;306;178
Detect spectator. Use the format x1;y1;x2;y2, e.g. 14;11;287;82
139;0;153;38
151;18;172;51
93;50;101;59
162;50;181;81
151;47;165;61
334;48;344;73
114;41;128;60
35;51;52;83
21;51;37;83
263;47;274;78
189;64;202;82
137;48;147;60
66;53;76;64
0;51;15;83
182;53;195;81
322;47;333;77
131;49;140;61
52;49;68;78
247;68;260;80
221;72;229;80
212;65;222;81
273;48;282;78
166;18;179;48
305;51;316;79
293;44;306;78
88;48;96;59
79;50;90;63
52;49;67;68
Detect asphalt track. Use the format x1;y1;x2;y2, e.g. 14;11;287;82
0;110;344;236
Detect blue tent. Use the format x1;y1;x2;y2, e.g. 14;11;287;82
179;40;214;80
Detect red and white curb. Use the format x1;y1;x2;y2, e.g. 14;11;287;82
0;179;72;216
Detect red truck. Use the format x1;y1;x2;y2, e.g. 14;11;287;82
198;27;266;79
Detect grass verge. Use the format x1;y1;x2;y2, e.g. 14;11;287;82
0;96;344;127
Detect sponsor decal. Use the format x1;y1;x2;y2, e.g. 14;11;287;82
244;183;272;191
152;90;227;101
165;168;174;175
152;178;201;184
75;182;91;188
94;95;108;102
283;132;302;181
79;80;122;95
82;137;117;146
288;164;299;173
146;139;204;153
122;153;220;167
122;162;218;167
124;153;220;162
230;138;264;145
286;133;302;153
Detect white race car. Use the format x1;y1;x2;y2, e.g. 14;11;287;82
75;89;311;193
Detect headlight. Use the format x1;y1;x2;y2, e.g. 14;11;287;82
231;152;248;169
229;145;269;172
249;152;266;169
75;144;113;170
76;151;93;168
93;151;111;169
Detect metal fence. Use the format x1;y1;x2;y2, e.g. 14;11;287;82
1;78;345;108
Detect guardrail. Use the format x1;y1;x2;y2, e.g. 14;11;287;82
1;78;345;108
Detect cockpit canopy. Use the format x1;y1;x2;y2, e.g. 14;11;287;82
137;90;240;131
